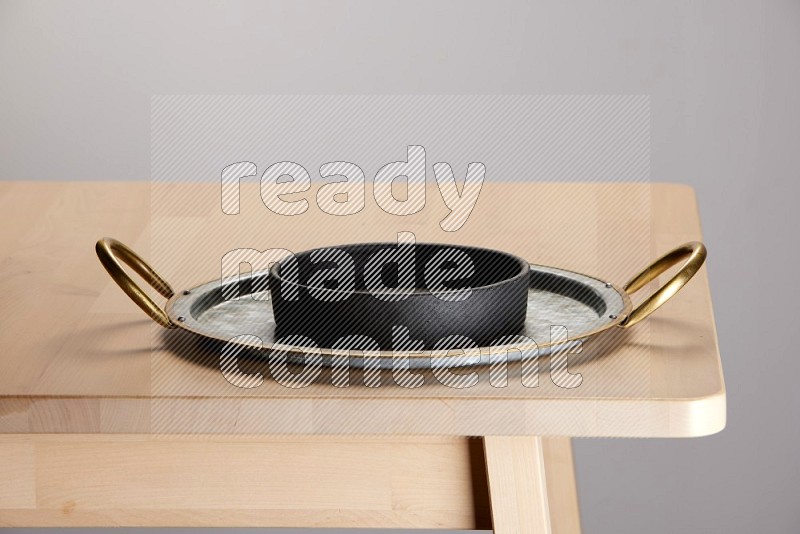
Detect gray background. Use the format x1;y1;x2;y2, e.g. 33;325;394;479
1;0;798;533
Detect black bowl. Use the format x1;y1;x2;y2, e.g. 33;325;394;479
268;243;530;351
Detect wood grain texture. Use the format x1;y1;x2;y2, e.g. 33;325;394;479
542;438;582;534
485;436;552;534
0;434;491;529
0;182;726;437
483;436;580;534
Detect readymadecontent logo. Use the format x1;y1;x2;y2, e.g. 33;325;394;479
215;144;584;390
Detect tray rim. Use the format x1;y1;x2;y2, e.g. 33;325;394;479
165;263;632;360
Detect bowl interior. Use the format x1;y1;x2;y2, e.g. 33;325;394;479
275;243;527;293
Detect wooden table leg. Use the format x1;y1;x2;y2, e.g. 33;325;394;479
483;436;581;534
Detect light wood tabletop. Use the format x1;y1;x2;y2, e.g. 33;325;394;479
0;181;725;531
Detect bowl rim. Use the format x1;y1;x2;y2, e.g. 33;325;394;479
268;241;531;299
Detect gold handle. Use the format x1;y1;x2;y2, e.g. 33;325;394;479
95;238;176;328
618;241;707;328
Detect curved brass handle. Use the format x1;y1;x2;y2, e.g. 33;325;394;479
95;238;176;328
618;241;707;328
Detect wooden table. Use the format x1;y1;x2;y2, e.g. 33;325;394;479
0;181;725;532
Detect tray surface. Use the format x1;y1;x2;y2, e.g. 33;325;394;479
168;263;629;364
